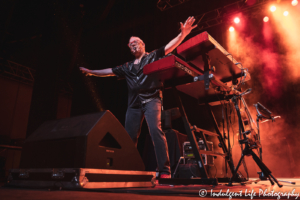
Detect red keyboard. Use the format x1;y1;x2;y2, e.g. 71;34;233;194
143;55;201;81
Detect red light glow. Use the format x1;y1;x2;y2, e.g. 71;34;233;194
234;17;240;24
246;0;256;6
292;0;298;6
270;6;276;12
263;16;269;22
229;26;235;32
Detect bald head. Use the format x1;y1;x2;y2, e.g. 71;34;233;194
128;36;145;58
129;36;144;44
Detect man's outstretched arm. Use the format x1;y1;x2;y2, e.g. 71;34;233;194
79;67;115;77
164;16;197;55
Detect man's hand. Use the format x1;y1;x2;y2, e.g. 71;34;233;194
164;16;197;55
180;16;197;37
79;67;115;77
79;67;92;76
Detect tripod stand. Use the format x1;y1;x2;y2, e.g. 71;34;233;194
254;102;273;180
253;102;295;185
228;93;283;187
228;136;282;187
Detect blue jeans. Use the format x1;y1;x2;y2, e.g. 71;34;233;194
125;98;171;175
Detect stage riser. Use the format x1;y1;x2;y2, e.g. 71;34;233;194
7;168;156;189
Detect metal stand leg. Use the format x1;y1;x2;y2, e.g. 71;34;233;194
251;149;282;187
173;157;184;178
205;102;236;176
228;145;283;187
228;153;246;185
172;87;209;179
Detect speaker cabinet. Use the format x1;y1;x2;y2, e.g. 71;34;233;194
20;111;145;171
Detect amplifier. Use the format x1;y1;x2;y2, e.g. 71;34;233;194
183;140;214;165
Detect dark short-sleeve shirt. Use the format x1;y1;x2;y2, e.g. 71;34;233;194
112;46;165;108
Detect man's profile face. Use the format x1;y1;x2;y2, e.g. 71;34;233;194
128;37;145;56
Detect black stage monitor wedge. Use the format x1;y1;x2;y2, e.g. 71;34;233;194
20;111;145;171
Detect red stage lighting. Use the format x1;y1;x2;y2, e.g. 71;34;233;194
263;16;269;22
229;26;235;32
234;17;240;24
270;6;276;12
292;0;298;6
283;11;289;16
246;0;256;6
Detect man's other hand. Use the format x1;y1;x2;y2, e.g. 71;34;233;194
79;67;92;76
180;16;197;37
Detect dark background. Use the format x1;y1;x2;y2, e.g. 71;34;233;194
1;0;299;179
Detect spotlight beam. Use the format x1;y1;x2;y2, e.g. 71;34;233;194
270;5;276;12
263;16;269;22
292;0;298;6
234;17;240;24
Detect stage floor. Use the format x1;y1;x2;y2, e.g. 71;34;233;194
1;178;300;200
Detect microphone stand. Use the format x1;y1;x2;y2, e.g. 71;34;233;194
228;90;283;187
254;104;268;180
253;103;295;185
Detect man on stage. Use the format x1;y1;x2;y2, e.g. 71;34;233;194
80;16;197;178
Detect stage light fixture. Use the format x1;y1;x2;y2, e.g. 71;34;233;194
270;6;276;12
291;0;298;6
229;26;235;32
234;17;240;24
263;16;269;22
283;11;289;16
